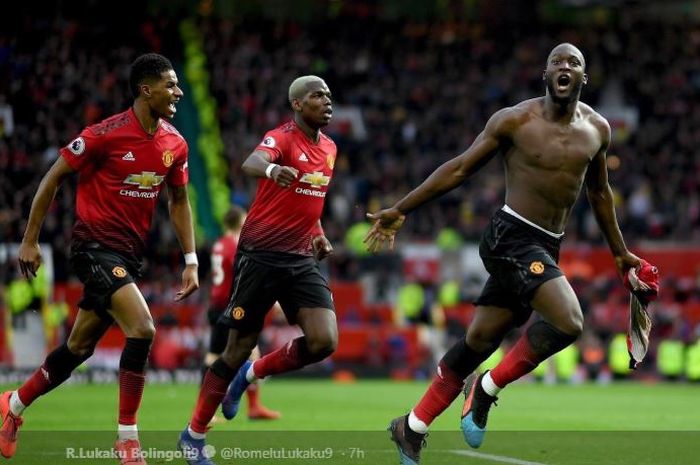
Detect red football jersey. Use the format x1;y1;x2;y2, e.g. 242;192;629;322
60;108;188;257
209;234;238;310
239;121;337;256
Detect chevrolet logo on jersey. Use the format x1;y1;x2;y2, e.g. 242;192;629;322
124;171;165;189
299;171;330;189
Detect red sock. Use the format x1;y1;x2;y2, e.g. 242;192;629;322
17;344;86;407
254;338;310;378
490;334;540;388
118;369;146;425
190;369;230;433
17;364;51;407
412;362;464;426
246;383;260;409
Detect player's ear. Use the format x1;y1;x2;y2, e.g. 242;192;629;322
542;70;546;81
291;97;302;112
583;73;588;85
140;83;152;98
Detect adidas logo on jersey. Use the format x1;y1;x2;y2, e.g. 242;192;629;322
122;151;135;161
298;153;309;162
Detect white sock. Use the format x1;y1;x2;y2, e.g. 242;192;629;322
481;371;502;397
9;391;26;416
245;361;258;383
188;425;206;440
117;423;139;440
407;410;428;434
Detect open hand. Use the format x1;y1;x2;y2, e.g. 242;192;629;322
364;208;406;253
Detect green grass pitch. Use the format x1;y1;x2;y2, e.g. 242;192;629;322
1;379;698;464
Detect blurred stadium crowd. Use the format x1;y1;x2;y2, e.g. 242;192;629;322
1;2;699;377
204;14;700;246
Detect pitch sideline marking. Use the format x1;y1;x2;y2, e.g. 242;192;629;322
450;449;552;465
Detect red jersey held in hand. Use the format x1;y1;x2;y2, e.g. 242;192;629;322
209;234;238;310
239;121;336;257
60;107;188;257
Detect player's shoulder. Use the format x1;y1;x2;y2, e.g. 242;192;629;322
88;109;132;137
260;121;296;147
280;121;297;132
159;119;188;146
319;131;336;149
487;100;535;133
579;102;611;139
511;98;544;118
268;121;297;137
160;119;185;139
579;102;609;126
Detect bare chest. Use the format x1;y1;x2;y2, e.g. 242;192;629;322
511;120;600;171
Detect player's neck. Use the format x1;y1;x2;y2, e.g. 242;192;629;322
293;116;321;143
542;95;579;123
132;101;161;135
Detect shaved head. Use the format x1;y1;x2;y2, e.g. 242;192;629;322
548;43;586;69
288;75;327;103
543;42;587;104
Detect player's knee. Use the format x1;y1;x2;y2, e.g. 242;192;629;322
556;303;584;337
130;321;156;339
307;333;337;359
559;314;584;338
66;339;96;360
465;329;500;355
221;345;253;367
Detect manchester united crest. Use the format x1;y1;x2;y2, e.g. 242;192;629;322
233;307;245;320
162;150;174;167
529;261;545;275
326;153;335;169
112;266;127;278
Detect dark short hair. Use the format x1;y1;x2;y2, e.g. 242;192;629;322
129;53;173;98
223;205;246;231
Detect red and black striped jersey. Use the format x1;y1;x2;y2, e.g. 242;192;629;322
60;107;188;257
239;121;336;258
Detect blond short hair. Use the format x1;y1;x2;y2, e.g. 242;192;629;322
288;75;325;103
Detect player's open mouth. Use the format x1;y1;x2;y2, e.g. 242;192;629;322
169;101;178;113
557;74;571;89
323;108;333;117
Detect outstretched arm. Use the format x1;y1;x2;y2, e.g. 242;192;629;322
364;107;513;252
18;156;75;278
167;184;200;300
585;119;640;275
